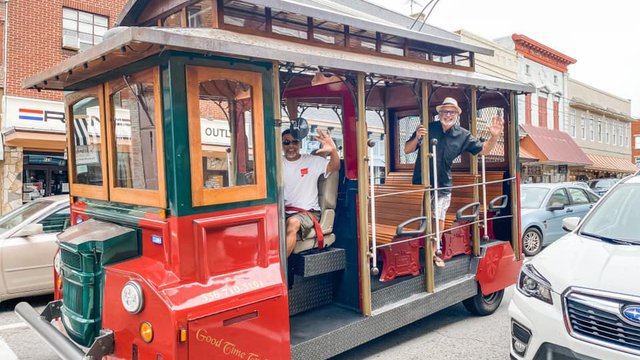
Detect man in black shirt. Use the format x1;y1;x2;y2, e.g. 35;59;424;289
404;97;503;267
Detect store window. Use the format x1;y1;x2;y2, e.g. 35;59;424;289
62;8;108;51
106;68;166;208
187;66;266;206
22;154;69;203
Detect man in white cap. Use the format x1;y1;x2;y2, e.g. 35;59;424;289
404;97;503;267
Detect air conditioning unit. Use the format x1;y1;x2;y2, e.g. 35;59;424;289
62;34;80;51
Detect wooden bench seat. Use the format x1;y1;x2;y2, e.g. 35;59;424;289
368;176;426;246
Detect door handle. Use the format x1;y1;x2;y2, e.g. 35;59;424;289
566;208;573;213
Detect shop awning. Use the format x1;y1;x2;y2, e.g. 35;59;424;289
585;153;639;173
2;128;66;151
519;146;538;162
519;124;591;166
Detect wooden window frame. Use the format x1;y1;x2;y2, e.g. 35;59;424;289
186;65;267;207
65;85;109;200
105;67;167;208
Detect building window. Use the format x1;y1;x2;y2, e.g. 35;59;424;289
589;118;594;141
553;75;558;84
570;110;576;137
525;64;530;75
613;126;617;145
635;135;640;150
606;121;610;144
635;156;640;166
580;115;586;140
187;0;214;28
62;8;108;51
597;121;602;143
619;125;623;146
625;124;629;147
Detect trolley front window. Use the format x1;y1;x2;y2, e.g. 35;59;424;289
66;85;108;200
106;67;166;208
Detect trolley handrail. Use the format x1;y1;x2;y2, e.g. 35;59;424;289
373;214;514;249
368;177;516;200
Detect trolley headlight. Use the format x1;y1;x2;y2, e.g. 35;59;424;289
517;264;553;305
121;281;144;314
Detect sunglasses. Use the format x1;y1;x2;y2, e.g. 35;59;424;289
282;139;300;145
439;110;458;116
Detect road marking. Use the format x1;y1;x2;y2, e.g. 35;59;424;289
0;322;28;331
0;336;18;360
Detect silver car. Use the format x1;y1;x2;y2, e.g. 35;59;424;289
520;183;599;256
0;195;69;303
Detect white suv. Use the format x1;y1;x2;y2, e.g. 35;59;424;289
509;175;640;359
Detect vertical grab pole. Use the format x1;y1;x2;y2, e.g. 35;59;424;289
420;80;434;293
356;72;372;316
481;153;489;241
431;139;442;256
368;139;379;275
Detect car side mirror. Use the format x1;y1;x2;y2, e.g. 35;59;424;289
546;202;565;211
14;223;44;237
562;217;581;232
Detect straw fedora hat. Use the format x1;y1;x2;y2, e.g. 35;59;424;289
436;97;462;114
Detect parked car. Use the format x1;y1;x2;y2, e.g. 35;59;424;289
587;177;619;196
0;195;69;304
509;173;640;360
520;183;599;256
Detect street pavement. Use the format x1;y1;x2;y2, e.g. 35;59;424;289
332;286;514;360
0;295;59;360
0;287;514;359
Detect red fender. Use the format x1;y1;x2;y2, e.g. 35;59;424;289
476;242;522;295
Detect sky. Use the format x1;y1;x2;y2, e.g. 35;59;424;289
367;0;640;117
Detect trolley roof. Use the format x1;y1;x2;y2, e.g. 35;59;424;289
117;0;492;56
22;27;534;93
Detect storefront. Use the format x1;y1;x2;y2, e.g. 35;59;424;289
519;124;591;183
571;153;638;180
1;96;67;213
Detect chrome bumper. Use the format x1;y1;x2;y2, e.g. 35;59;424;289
15;301;113;360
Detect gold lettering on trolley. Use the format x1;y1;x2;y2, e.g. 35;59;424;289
200;280;266;302
195;329;270;360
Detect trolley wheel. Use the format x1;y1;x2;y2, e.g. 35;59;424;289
522;228;543;256
463;287;504;316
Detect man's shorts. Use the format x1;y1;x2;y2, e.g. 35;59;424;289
286;210;321;239
430;192;452;222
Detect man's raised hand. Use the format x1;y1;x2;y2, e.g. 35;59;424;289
315;129;337;155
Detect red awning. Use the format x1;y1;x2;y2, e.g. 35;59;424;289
519;146;539;162
519;124;591;166
585;154;639;173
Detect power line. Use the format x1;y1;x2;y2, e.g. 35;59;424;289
419;0;441;32
409;0;435;30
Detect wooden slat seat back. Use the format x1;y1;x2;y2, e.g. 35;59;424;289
369;172;426;245
444;171;504;229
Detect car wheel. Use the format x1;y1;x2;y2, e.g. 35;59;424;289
463;286;504;316
522;228;543;256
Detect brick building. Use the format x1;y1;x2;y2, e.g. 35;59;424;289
0;0;127;213
633;120;640;168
